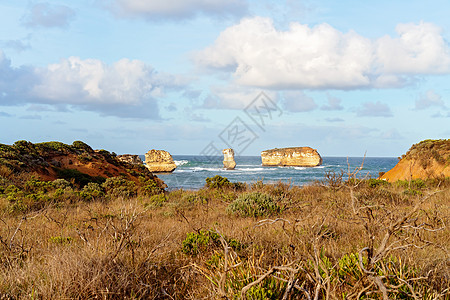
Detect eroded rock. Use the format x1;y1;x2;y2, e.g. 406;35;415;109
117;154;143;165
223;148;236;170
145;149;177;173
261;147;322;167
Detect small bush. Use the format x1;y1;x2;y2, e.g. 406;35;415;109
147;193;167;207
227;192;280;217
182;230;221;256
367;178;389;188
205;175;231;189
79;182;104;201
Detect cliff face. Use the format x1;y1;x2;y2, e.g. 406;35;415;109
223;148;236;170
380;139;450;182
0;140;165;188
144;150;177;173
261;147;322;167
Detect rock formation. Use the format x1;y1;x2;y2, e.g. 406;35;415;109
0;140;166;188
117;154;143;165
223;148;236;170
380;139;450;182
261;147;322;167
145;149;177;173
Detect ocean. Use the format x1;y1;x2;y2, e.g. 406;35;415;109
142;155;399;190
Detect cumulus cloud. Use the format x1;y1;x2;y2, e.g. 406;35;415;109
415;90;446;110
0;50;186;118
202;85;278;110
107;0;247;20
356;101;393;117
22;3;75;28
321;95;344;111
282;91;317;112
196;18;450;89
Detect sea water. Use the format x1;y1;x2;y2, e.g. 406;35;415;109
141;156;398;190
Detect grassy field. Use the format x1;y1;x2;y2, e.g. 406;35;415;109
0;168;449;299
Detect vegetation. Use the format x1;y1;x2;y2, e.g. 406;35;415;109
399;139;450;168
0;165;449;298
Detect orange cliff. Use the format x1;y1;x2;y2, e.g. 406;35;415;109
380;139;450;182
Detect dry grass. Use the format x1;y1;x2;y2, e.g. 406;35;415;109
0;175;449;299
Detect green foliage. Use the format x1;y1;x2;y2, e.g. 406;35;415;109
56;168;105;187
367;178;389;188
182;230;221;256
140;177;164;196
102;177;137;198
79;182;104;201
71;141;93;152
227;192;280;217
182;194;208;204
147;193;167;207
206;175;231;189
48;236;72;245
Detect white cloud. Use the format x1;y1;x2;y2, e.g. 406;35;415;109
415;90;446;110
108;0;247;20
282;91;317;112
196;18;450;89
356;101;393;117
22;3;75;28
321;95;343;111
0;51;186;118
203;85;277;110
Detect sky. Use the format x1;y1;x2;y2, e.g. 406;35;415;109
0;0;449;157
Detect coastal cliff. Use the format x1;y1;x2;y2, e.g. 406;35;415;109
261;147;322;167
145;150;177;173
0;140;165;188
380;139;450;182
223;148;236;170
117;154;143;165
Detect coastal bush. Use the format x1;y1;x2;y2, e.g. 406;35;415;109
182;230;221;256
140;177;164;196
147;193;167;207
367;178;390;188
227;192;280;217
102;177;137;198
56;168;105;187
79;182;104;201
205;175;231;189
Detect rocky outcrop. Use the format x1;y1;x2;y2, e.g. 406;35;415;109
117;154;143;165
145;150;177;173
223;148;236;170
261;147;322;167
380;139;450;182
0;140;166;188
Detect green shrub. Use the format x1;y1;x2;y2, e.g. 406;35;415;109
367;178;389;188
79;182;104;201
205;175;231;189
140;177;164;196
102;177;137;198
57;168;105;187
227;192;280;217
181;230;221;256
147;193;167;207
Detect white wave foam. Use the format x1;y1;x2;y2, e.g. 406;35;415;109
174;160;189;166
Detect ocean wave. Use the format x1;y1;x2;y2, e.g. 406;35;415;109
174;160;189;166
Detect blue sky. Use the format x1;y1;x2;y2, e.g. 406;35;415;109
0;0;449;157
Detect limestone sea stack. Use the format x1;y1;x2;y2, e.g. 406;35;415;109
145;150;177;173
380;139;450;182
223;148;236;170
117;154;143;165
261;147;322;167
